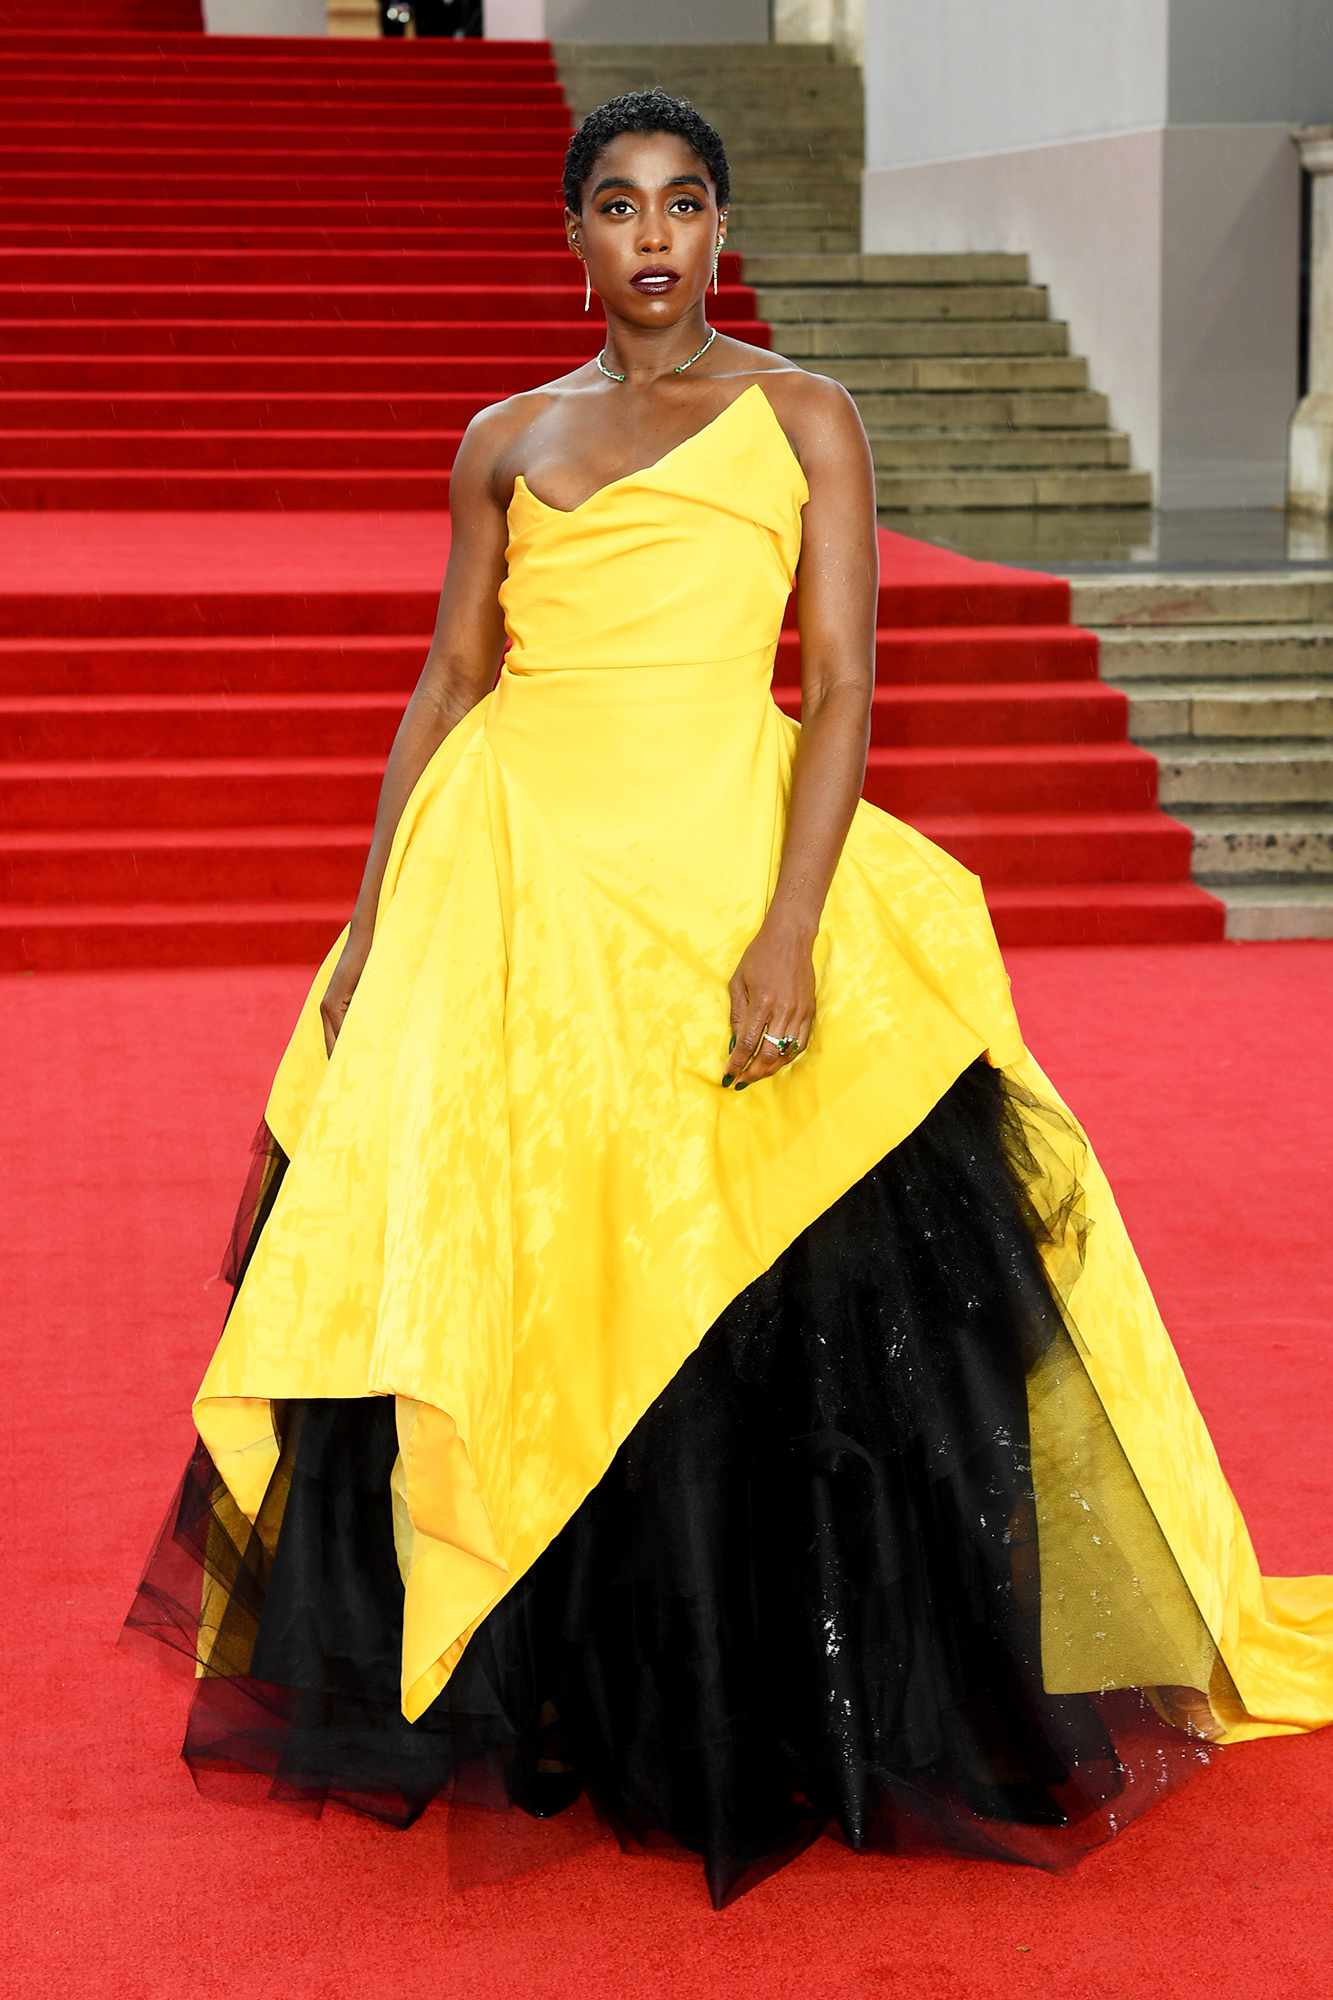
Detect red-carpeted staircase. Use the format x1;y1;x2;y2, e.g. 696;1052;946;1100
0;27;1224;966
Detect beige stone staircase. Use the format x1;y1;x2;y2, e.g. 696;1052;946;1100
554;42;1150;515
1075;574;1333;939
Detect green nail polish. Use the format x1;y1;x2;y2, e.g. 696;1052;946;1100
735;1081;749;1092
728;1032;736;1052
721;1073;734;1087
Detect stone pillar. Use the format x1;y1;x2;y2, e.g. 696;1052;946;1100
1288;127;1333;516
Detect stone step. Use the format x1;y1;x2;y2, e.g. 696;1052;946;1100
573;76;860;100
1212;881;1333;941
756;284;1050;323
568;122;864;153
871;429;1130;471
1124;680;1333;740
553;60;844;91
885;510;1154;564
560;71;861;97
732;228;861;253
741;252;1031;286
662;154;865;182
1097;623;1333;680
552;42;841;64
725;205;859;235
862;393;1107;432
875;468;1152;511
616;124;864;153
730;203;861;234
836;324;1071;360
1181;809;1333;879
1072;573;1333;627
721;202;858;231
780;349;1091;388
1153;739;1333;808
558;65;856;95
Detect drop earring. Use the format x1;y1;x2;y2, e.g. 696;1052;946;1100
582;261;591;312
712;236;722;294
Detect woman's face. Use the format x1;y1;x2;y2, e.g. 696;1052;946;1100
567;129;724;321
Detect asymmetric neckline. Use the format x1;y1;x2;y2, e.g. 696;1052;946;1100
509;378;808;519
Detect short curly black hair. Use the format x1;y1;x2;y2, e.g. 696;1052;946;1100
562;87;730;215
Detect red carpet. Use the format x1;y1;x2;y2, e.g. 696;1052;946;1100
8;940;1331;1997
0;28;1220;959
0;4;200;22
0;515;1217;964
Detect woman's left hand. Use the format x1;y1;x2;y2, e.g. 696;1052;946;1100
723;914;817;1089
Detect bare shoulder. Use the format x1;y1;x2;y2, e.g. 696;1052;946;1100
450;371;589;500
755;363;866;456
726;348;868;485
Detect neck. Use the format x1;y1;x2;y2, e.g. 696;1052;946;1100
599;315;715;385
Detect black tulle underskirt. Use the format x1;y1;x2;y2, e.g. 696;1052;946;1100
118;1058;1232;1909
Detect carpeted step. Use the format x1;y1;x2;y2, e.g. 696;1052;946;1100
0;6;203;23
0;627;1098;696
865;743;1159;815
984;882;1225;944
0;250;720;287
0;579;1071;641
0;225;577;251
0;169;565;198
1;124;571;160
916;812;1194;885
0;680;1128;760
0;896;353;972
0;879;1227;971
1;109;573;145
0;144;568;178
0;389;704;431
0;284;682;326
0;323;771;364
0;83;568;112
0;468;457;507
0;742;1161;831
0;30;550;56
0;634;437;695
0;811;1197;908
1;823;373;907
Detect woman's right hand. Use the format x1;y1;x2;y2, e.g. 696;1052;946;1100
319;924;374;1056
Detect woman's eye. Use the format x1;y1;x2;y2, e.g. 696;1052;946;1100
599;198;704;216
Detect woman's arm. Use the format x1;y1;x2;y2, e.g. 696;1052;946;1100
320;407;514;1050
725;377;879;1088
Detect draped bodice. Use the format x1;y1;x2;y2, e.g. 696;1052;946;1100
497;380;809;677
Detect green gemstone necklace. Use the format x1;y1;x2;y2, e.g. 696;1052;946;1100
596;324;718;382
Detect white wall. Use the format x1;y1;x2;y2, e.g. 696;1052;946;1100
1168;0;1333;124
484;0;546;35
864;0;1168;168
861;0;1326;507
1158;125;1303;507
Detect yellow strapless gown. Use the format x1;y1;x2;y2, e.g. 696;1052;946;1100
189;379;1333;1742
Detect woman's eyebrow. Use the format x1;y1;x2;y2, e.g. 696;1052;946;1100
588;172;710;198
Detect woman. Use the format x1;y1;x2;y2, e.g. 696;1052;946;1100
120;90;1333;1911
